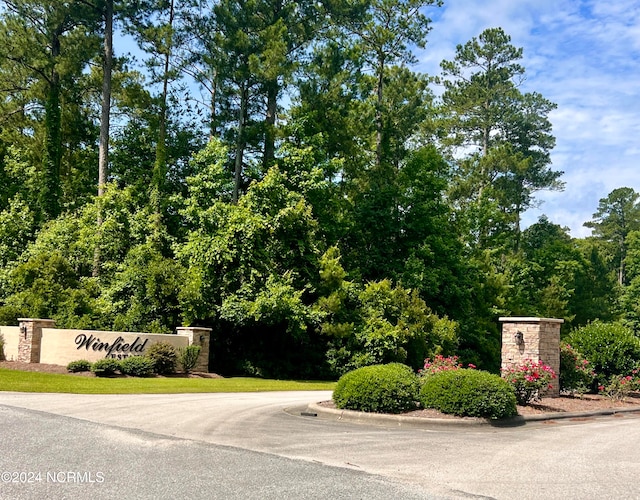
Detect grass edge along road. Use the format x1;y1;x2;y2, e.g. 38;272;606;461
0;368;335;394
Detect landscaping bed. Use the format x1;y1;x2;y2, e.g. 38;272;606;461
318;392;640;419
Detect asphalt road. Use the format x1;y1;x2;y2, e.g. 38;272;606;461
1;391;640;499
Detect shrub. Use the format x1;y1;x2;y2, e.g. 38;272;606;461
119;356;155;377
420;355;462;376
419;355;477;378
0;332;5;361
145;342;178;375
502;359;556;405
67;360;92;373
565;321;640;387
179;345;202;373
91;358;121;377
333;363;419;414
599;370;640;401
560;343;595;395
420;369;517;419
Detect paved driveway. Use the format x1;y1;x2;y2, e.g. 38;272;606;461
1;391;640;499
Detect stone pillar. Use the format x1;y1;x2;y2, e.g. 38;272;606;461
17;318;56;363
499;317;563;397
176;326;211;373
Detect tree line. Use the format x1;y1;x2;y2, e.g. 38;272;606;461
0;0;636;378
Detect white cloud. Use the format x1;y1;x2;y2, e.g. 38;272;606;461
418;0;640;238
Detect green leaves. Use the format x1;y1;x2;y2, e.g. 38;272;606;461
440;28;560;251
177;163;321;326
315;246;458;374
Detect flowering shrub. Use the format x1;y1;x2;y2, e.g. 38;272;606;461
560;343;595;395
420;355;476;378
565;321;640;387
502;359;556;405
420;355;461;376
599;371;640;401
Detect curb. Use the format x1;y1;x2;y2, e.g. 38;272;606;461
306;401;640;428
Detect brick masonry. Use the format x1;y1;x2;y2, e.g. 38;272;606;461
499;317;563;398
18;318;56;363
176;327;212;372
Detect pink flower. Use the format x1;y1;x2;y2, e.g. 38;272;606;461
468;363;476;369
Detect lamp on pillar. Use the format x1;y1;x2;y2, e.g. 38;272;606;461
514;330;524;346
20;325;27;339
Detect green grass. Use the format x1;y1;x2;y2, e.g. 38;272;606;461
0;368;335;394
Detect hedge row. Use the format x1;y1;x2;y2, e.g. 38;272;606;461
66;343;202;377
332;363;517;419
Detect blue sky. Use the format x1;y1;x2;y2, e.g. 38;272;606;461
119;1;638;238
416;0;640;237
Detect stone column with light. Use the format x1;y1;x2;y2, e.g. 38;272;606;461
499;317;563;398
17;318;56;363
176;326;211;373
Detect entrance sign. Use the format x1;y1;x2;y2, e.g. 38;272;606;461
0;319;210;372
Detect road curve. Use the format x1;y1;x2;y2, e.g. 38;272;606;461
1;391;640;499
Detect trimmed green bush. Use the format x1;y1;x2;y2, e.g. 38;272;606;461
91;358;121;377
119;356;155;377
420;369;517;419
145;342;178;375
179;345;202;373
565;321;640;387
333;363;419;414
67;360;92;373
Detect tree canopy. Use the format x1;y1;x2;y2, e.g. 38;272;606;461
0;1;632;378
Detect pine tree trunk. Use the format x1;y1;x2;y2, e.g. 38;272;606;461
150;0;174;245
263;80;278;168
42;28;63;219
375;55;384;168
233;82;248;204
94;0;114;277
98;0;113;198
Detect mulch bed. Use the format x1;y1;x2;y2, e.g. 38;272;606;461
318;392;640;419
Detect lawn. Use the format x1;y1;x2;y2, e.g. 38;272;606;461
0;368;335;394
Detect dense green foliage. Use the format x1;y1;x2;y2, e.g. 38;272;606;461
67;360;92;373
332;363;419;414
420;369;517;419
145;342;178;375
565;321;640;387
179;345;202;374
559;342;595;394
119;356;156;377
91;358;121;377
0;1;635;378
